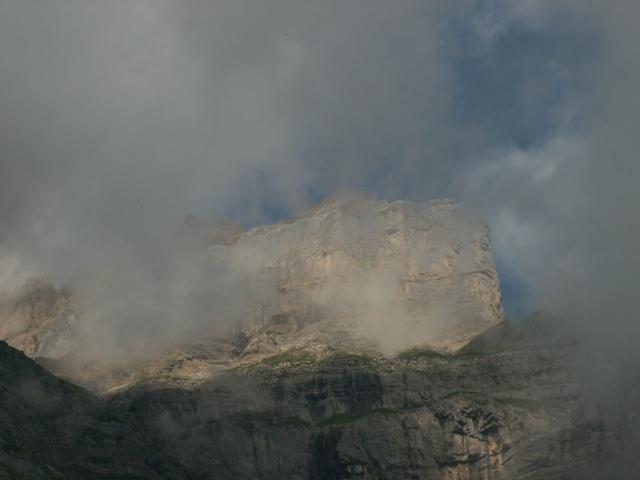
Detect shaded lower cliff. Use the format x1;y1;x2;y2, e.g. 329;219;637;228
1;316;639;479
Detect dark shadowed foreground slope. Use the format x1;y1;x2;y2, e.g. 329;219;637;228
0;340;160;479
1;315;639;480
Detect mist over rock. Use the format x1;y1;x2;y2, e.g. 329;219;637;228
0;278;78;359
0;194;503;389
212;193;504;353
2;198;639;479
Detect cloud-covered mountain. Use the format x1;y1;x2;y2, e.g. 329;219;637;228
1;194;503;391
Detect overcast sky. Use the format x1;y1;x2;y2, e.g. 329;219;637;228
0;1;638;346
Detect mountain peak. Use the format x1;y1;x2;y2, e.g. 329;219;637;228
1;194;503;391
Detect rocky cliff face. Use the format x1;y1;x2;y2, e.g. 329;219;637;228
215;193;503;353
0;194;504;390
0;197;636;480
1;318;638;480
0;202;637;479
19;195;633;479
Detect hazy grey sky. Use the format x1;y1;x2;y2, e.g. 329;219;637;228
0;1;638;348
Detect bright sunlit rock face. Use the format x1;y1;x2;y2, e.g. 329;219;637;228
213;193;504;353
0;193;503;381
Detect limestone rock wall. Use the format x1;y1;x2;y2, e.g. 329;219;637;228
0;194;504;362
211;193;504;352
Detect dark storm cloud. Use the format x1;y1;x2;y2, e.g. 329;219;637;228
0;1;637;355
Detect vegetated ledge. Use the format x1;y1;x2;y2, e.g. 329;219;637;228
227;337;560;383
228;407;404;429
232;348;384;374
257;348;317;366
316;408;401;426
397;346;449;362
233;344;460;371
231;411;312;428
